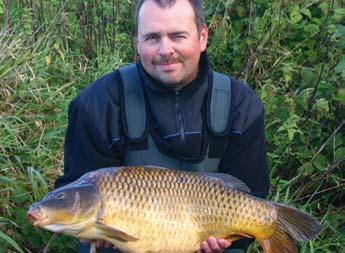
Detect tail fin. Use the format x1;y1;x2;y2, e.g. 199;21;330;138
258;203;322;253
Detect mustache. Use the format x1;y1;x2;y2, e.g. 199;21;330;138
152;55;183;65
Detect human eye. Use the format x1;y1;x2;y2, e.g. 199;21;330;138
171;34;187;41
144;34;159;42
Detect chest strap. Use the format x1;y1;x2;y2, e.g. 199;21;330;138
119;64;147;143
207;71;232;136
119;65;232;146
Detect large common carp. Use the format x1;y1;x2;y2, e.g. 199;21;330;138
27;166;322;253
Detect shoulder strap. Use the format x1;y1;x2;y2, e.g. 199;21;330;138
119;64;147;142
208;71;232;136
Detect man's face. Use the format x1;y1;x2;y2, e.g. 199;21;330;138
137;0;208;89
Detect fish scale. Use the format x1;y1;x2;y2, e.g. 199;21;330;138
93;167;274;252
28;166;323;253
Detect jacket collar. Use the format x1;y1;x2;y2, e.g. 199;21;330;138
138;52;210;97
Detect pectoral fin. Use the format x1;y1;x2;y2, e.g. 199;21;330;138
94;220;139;242
90;242;97;253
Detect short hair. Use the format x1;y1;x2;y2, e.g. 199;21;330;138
135;0;205;36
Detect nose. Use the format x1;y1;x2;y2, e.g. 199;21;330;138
158;38;174;57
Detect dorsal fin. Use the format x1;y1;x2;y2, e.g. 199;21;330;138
144;166;250;192
197;172;250;193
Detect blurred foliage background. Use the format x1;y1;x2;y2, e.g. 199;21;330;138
0;0;344;252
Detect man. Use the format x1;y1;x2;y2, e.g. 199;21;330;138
55;0;270;252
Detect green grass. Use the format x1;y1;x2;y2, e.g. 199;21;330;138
0;0;344;252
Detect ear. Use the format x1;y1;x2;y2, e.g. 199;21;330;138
134;36;140;55
199;24;208;52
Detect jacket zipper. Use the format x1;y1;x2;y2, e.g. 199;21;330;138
175;91;185;144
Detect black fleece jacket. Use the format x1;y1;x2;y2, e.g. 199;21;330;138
55;53;270;249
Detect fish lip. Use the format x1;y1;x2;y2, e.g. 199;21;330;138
27;212;38;223
27;205;48;226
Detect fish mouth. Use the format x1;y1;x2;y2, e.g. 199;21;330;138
27;205;48;226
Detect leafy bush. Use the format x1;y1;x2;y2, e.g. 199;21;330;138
0;0;344;252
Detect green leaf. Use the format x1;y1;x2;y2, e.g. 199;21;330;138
312;98;329;116
301;8;312;19
301;68;314;83
313;155;328;170
27;234;43;249
0;230;25;253
311;17;321;25
290;7;303;24
298;162;314;175
333;88;345;106
277;114;302;142
335;60;345;79
27;167;49;201
335;25;345;48
335;135;344;147
335;147;345;161
296;88;313;109
319;2;329;15
235;5;246;18
0;3;3;15
304;24;319;34
333;8;345;23
335;25;345;37
0;176;14;185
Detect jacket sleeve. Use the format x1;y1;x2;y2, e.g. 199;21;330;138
219;111;270;198
54;97;123;189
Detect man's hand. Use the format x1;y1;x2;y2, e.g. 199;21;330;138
80;237;230;252
80;239;114;248
197;237;232;253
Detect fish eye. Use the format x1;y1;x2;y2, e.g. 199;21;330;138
57;193;66;201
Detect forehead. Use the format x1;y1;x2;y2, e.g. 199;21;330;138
137;0;197;34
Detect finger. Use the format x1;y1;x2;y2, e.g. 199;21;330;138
95;240;105;248
200;241;212;253
104;241;113;248
79;238;91;244
207;237;222;253
217;239;231;249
